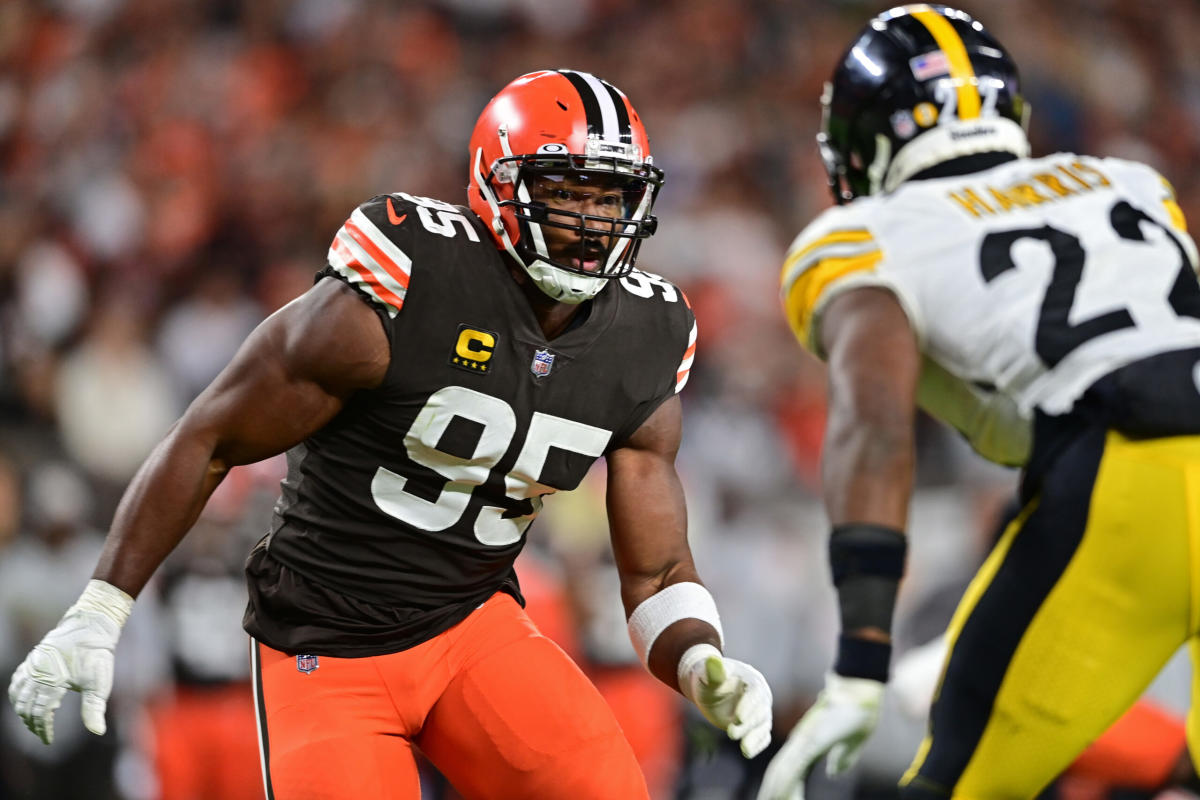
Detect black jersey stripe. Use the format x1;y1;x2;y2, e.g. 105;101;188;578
599;79;633;143
558;70;605;138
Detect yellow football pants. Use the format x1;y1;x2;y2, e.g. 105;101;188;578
902;427;1200;798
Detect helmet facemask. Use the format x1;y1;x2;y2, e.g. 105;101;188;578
818;80;863;205
474;133;665;304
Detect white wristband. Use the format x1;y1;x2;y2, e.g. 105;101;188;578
627;581;723;666
70;579;134;629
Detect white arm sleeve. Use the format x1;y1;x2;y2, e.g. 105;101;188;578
917;356;1032;467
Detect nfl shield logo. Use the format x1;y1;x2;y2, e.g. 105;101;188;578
531;349;555;378
296;654;319;674
890;110;917;139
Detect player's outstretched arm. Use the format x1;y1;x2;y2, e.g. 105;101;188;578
9;277;389;745
607;396;772;759
759;287;920;800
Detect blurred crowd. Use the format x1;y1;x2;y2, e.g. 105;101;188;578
1;0;1199;798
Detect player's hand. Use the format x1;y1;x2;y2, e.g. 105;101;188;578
8;580;132;745
756;672;885;800
678;643;773;758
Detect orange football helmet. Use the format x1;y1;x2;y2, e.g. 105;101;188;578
468;70;664;303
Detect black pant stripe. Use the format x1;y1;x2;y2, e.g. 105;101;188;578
910;424;1109;796
252;639;276;800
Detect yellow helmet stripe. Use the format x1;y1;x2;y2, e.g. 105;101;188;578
908;5;981;120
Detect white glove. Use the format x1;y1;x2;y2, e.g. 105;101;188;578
678;643;773;758
756;672;885;800
890;634;948;719
8;580;133;745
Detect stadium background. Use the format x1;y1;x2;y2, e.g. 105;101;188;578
0;0;1197;798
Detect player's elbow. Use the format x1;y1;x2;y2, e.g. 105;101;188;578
827;401;915;474
162;414;229;475
618;560;701;617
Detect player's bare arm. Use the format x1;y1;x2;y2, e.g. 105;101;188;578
94;277;389;598
607;393;773;758
820;286;920;545
9;277;389;745
606;394;710;684
757;286;921;798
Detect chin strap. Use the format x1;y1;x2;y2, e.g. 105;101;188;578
525;263;605;304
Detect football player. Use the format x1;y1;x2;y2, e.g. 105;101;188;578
758;5;1200;800
7;70;773;799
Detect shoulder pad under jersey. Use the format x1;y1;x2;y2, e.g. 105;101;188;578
779;201;885;354
325;194;422;318
616;268;698;394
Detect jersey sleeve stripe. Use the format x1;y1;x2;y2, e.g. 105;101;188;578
783;250;883;350
328;236;407;316
781;229;876;292
675;320;698;393
1161;178;1189;233
344;212;412;290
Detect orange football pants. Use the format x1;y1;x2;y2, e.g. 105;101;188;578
252;592;649;800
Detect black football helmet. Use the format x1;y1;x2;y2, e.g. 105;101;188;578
819;4;1030;204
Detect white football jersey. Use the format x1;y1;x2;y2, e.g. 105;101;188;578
782;153;1200;465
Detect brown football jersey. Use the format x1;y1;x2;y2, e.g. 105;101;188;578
244;192;697;656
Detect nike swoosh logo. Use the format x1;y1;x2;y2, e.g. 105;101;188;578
386;198;407;226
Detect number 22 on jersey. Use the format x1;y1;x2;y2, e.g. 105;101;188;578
980;198;1200;368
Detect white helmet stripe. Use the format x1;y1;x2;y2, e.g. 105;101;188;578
559;70;626;143
599;79;633;144
577;72;620;141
